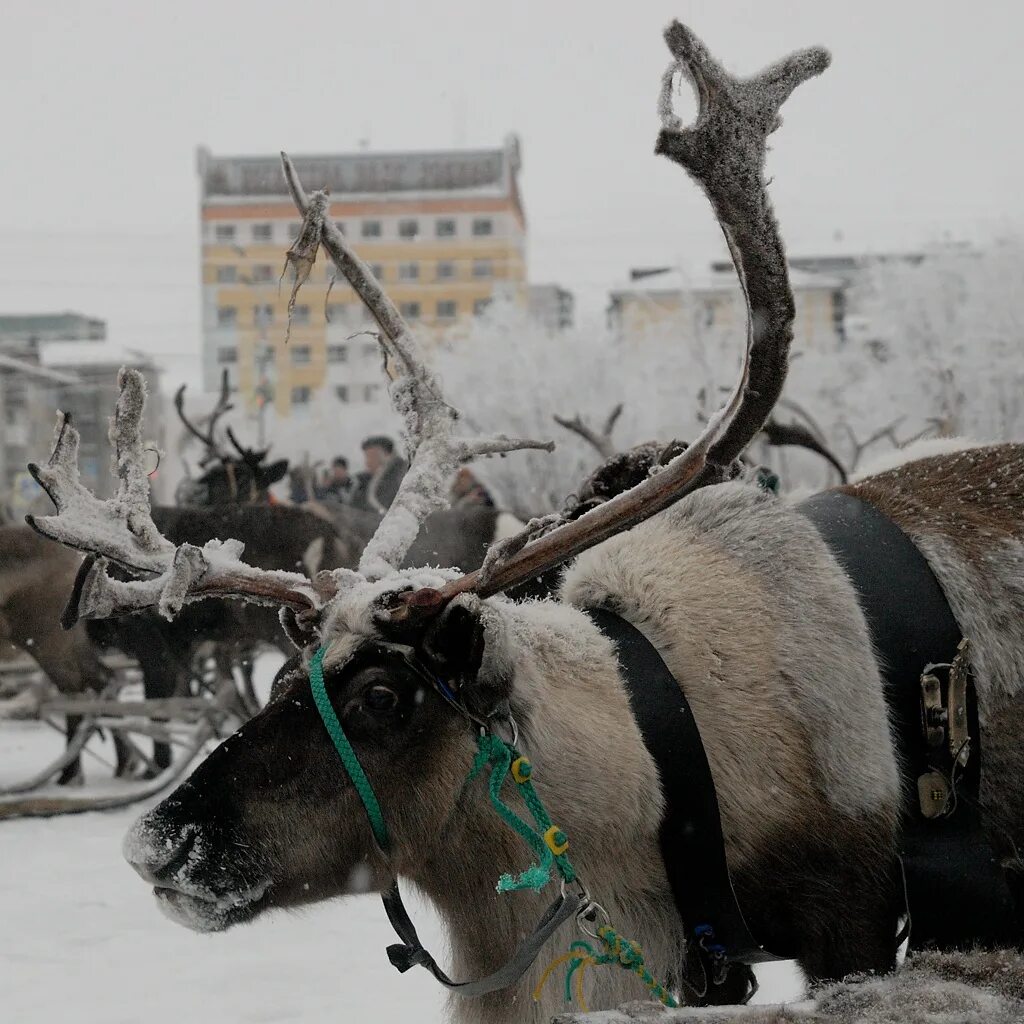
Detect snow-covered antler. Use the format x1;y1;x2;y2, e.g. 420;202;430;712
279;153;554;581
386;22;830;622
26;369;318;624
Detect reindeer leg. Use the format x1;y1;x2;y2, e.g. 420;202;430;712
57;715;85;786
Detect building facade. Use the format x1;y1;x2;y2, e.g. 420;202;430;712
198;137;528;415
527;284;574;332
608;265;846;348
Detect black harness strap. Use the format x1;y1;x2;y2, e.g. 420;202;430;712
586;607;778;1000
381;879;581;998
798;489;1018;950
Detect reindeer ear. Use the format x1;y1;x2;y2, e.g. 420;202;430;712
420;601;486;691
261;459;290;487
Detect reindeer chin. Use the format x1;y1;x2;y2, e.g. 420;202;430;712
154;881;270;933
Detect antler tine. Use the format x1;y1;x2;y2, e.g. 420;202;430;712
27;369;318;624
388;23;829;621
760;418;848;483
280;153;554;581
174;372;233;465
553;402;622;461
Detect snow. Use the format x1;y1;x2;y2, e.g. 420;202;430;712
0;653;450;1024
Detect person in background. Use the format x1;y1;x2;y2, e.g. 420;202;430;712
320;456;353;502
352;436;408;512
451;465;495;508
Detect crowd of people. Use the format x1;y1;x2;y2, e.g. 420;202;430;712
288;435;495;512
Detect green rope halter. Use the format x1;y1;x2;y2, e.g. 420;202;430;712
309;645;390;850
308;644;676;1011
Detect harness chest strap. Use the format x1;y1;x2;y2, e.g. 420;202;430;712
797;489;1018;951
585;607;779;998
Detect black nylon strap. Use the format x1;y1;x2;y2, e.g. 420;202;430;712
798;489;1018;950
380;879;580;997
586;607;777;972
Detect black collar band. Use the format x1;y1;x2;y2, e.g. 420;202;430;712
586;607;779;1002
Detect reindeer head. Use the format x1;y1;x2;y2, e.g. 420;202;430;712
175;371;288;505
28;22;828;953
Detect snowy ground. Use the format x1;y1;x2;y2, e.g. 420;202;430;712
1;655;801;1023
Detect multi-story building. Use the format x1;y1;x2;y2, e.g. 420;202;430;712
197;137;527;414
527;284;574;332
607;264;846;348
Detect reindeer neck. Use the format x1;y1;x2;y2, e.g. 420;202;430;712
406;602;684;1024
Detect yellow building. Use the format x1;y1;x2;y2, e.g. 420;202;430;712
197;137;527;414
608;265;846;349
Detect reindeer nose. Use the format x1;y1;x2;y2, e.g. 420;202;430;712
123;809;198;885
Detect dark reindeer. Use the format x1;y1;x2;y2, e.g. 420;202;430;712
28;24;1024;1023
174;370;288;506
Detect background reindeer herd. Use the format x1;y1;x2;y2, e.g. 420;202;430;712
0;338;856;788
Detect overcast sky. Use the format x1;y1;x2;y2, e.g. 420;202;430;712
1;0;1021;380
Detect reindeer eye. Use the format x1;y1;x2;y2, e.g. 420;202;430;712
364;685;399;713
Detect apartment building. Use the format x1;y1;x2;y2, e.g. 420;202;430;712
198;137;527;414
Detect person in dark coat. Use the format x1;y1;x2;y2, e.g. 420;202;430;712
320;456;353;502
351;436;408;512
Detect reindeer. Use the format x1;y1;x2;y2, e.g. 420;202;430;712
26;23;1024;1023
174;370;289;506
0;525;113;783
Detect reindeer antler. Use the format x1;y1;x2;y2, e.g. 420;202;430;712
761;418;848;483
26;370;318;624
553;404;623;461
279;154;554;581
388;22;830;620
175;368;233;467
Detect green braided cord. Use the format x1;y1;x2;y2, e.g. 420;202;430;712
564;941;597;1001
467;733;576;891
554;930;678;1008
309;646;390;850
594;926;679;1008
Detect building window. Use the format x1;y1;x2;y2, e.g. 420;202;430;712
252;264;274;283
370;263;384;281
362;220;382;238
291;386;312;405
436;218;456;238
398;219;419;239
291;305;311;326
398;262;419;281
472;218;493;236
254;304;274;325
436;300;457;320
216;306;237;327
473;298;491;316
216;265;237;283
436;261;455;280
400;302;421;320
472;259;493;278
335;385;349;403
327;343;348;363
289;222;302;239
363;384;380;402
326;304;346;324
361;341;378;359
217;346;237;364
252;223;273;241
214;224;235;242
291;345;312;365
